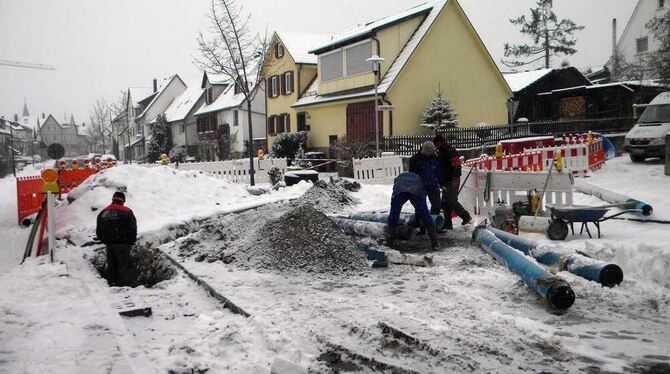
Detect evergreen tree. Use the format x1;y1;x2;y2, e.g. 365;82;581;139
147;114;171;162
503;0;584;69
422;90;457;128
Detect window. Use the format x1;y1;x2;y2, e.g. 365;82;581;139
197;116;217;133
180;123;185;133
297;112;307;132
275;43;285;59
233;110;239;126
637;37;649;54
234;78;244;95
345;41;373;76
268;76;279;98
282;71;294;95
659;0;665;8
320;50;344;81
206;87;214;104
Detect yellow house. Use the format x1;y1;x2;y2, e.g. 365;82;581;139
264;0;512;153
262;32;331;147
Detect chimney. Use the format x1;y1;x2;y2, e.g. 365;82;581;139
612;18;619;72
14;114;18;122
42;113;45;119
153;78;158;93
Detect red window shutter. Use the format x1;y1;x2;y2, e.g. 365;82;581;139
285;114;291;133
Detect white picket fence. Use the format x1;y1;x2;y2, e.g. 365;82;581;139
460;169;574;219
352;156;404;185
173;158;288;184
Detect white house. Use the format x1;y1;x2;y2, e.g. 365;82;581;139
608;0;668;76
192;70;266;161
162;85;205;158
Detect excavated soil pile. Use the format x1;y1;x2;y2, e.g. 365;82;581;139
296;177;360;214
175;204;368;273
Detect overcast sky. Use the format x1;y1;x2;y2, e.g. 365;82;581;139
0;0;637;127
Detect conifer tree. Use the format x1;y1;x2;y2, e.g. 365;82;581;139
503;0;584;69
147;114;171;162
422;90;457;128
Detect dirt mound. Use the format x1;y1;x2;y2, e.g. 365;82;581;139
173;203;368;274
296;177;360;214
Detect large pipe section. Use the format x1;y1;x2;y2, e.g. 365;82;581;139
574;180;653;216
488;227;623;287
333;218;416;240
348;212;445;231
472;227;575;310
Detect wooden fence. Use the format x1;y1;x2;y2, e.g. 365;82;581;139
383;117;635;155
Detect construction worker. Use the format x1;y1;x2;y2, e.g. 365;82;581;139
387;172;440;251
409;141;441;215
96;191;137;287
433;134;472;229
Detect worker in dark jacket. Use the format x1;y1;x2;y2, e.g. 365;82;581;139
408;141;441;215
96;191;137;286
387;172;440;251
433;134;472;229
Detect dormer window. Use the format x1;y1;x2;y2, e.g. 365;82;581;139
319;40;373;82
234;77;244;94
206;87;214;104
275;43;285;59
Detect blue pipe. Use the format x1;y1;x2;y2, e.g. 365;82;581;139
472;227;575;310
488;227;624;287
349;212;445;230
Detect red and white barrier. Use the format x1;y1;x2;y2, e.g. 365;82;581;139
526;136;605;177
464;152;545;172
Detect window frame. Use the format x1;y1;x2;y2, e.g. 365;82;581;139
275;43;285;59
318;39;374;82
659;0;665;8
284;71;293;95
233;110;239;127
271;76;279;98
636;36;649;54
205;87;214;105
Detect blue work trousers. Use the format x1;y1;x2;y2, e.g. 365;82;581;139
388;192;435;229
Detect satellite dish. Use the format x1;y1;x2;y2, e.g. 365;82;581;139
47;143;65;160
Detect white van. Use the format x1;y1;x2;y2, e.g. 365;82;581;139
625;91;670;162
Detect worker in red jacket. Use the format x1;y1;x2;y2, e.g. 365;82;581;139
433;134;472;230
96;191;137;286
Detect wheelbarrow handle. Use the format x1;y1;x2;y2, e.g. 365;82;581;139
599;209;643;222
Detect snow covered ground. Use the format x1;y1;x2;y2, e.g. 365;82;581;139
1;157;669;373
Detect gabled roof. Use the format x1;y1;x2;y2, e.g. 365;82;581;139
201;72;229;88
39;114;65;129
503;68;553;93
136;75;185;120
310;1;435;54
294;0;447;107
128;87;155;108
194;83;246;116
275;32;332;64
163;85;205;123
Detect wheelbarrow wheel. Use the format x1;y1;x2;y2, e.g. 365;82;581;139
547;219;569;241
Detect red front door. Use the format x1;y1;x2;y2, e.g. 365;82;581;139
346;101;382;142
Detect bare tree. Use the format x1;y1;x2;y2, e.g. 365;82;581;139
110;90;134;163
196;0;269;185
87;99;111;154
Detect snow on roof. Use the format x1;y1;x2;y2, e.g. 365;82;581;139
294;0;447;107
276;32;332;64
503;68;553;93
310;1;436;54
137;75;183;119
194;84;246;116
206;72;229;85
163;85;205;123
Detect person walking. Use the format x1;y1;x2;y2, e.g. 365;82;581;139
433;134;472;229
409;141;441;215
387;172;440;251
96;191;137;286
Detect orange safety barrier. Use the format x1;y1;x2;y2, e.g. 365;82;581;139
59;168;98;193
16;176;45;224
16;168;100;224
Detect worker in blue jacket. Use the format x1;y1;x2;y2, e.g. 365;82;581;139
409;141;441;215
387;172;440;251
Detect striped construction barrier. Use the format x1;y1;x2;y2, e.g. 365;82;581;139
464;151;545;172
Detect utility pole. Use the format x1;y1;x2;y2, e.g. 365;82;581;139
9;124;16;177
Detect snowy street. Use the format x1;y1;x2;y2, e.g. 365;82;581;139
0;157;668;373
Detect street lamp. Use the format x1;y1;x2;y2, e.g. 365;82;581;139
366;55;385;157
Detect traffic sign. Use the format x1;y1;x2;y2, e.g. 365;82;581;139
47;143;65;160
378;105;395;111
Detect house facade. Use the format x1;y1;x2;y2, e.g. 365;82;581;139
264;0;511;153
193;71;266;161
162;85;205;158
38;114;87;157
263;32;331;149
608;0;668;77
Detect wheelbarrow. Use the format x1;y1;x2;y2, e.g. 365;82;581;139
546;206;642;240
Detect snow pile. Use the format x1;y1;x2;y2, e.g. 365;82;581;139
295;177;360;214
174;204;368;273
57;165;310;239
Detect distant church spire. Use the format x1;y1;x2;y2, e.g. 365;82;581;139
22;98;30;117
70;114;75;125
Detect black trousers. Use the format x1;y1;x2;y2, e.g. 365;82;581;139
426;186;442;215
105;244;133;287
441;178;470;223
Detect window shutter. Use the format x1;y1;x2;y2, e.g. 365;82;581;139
285;114;291;133
273;76;279;98
267;78;272;99
289;71;294;94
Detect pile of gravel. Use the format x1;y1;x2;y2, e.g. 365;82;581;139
296;177;360;214
173;203;368;274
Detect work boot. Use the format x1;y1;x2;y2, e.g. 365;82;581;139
386;224;397;248
427;225;440;251
461;212;472;226
443;217;454;231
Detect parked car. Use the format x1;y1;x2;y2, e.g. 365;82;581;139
101;154;117;165
625;92;670;162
